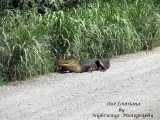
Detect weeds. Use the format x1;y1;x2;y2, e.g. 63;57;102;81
0;0;160;82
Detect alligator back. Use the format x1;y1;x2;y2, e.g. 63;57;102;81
80;58;110;71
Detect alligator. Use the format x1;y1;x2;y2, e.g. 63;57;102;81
57;59;110;73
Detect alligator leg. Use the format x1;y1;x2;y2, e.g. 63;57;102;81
60;67;69;73
95;60;106;71
86;66;93;72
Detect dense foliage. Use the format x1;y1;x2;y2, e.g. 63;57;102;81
0;0;160;84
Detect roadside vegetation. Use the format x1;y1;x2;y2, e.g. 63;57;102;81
0;0;160;84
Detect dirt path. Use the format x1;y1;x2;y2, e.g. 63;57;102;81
0;48;160;120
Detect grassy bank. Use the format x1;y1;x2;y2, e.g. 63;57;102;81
0;0;160;84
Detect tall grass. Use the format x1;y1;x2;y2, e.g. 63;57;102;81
0;10;55;83
0;0;160;83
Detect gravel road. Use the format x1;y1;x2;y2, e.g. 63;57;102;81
1;47;160;120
